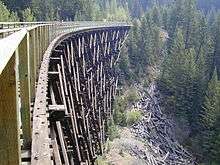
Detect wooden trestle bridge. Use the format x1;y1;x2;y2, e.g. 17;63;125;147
0;22;130;165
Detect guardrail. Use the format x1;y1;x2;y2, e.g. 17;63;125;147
0;23;53;165
0;21;130;165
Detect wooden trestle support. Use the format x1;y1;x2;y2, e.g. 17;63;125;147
32;27;130;165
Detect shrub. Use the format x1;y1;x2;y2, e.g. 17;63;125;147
95;156;108;165
113;96;127;126
126;110;142;126
113;88;141;127
126;88;140;103
107;120;120;141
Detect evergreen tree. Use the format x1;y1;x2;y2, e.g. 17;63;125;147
212;13;220;80
182;0;197;49
151;5;161;26
161;7;168;30
160;29;196;120
22;8;35;21
0;1;19;21
201;69;220;164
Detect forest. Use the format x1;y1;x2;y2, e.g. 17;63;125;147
1;0;220;164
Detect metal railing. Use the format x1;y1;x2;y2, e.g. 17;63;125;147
0;21;130;165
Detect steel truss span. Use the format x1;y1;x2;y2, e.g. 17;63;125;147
31;26;130;165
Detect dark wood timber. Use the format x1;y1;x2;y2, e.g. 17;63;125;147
33;26;130;165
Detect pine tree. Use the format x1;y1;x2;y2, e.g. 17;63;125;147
22;8;36;21
202;70;220;129
161;7;169;30
127;19;141;79
160;29;196;120
212;13;220;80
110;0;117;14
130;1;143;18
182;0;197;49
189;16;214;133
0;1;19;21
32;0;84;21
1;0;30;13
151;5;161;26
201;69;220;163
166;0;184;51
167;0;183;34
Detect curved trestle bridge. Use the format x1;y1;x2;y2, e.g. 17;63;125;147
0;22;130;165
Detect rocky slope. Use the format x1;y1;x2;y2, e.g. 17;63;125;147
98;83;196;165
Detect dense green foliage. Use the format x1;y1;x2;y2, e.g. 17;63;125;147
118;11;164;83
107;120;120;141
126;110;142;126
0;1;19;21
0;0;130;21
116;0;220;164
200;70;220;163
113;95;127;126
1;0;220;21
113;88;140;127
155;1;220;164
22;8;35;21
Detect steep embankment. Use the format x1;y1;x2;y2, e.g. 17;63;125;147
96;29;196;165
97;82;196;165
131;83;196;164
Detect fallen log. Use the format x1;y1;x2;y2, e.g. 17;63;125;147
130;83;196;165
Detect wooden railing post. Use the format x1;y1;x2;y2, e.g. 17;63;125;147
19;34;31;148
36;27;40;76
0;53;21;165
39;26;43;61
43;26;46;51
29;29;37;101
47;25;50;45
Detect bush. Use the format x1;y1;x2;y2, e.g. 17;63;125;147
22;8;36;21
126;110;142;126
95;156;108;165
113;96;127;126
113;88;141;127
114;110;127;126
126;88;140;103
107;120;120;141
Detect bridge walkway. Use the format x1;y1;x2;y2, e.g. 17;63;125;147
0;22;130;165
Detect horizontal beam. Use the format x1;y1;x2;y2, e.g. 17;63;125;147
0;21;131;165
0;29;27;75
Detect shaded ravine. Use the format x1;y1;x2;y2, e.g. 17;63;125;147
131;83;197;165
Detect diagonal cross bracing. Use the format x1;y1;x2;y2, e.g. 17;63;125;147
31;26;130;165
